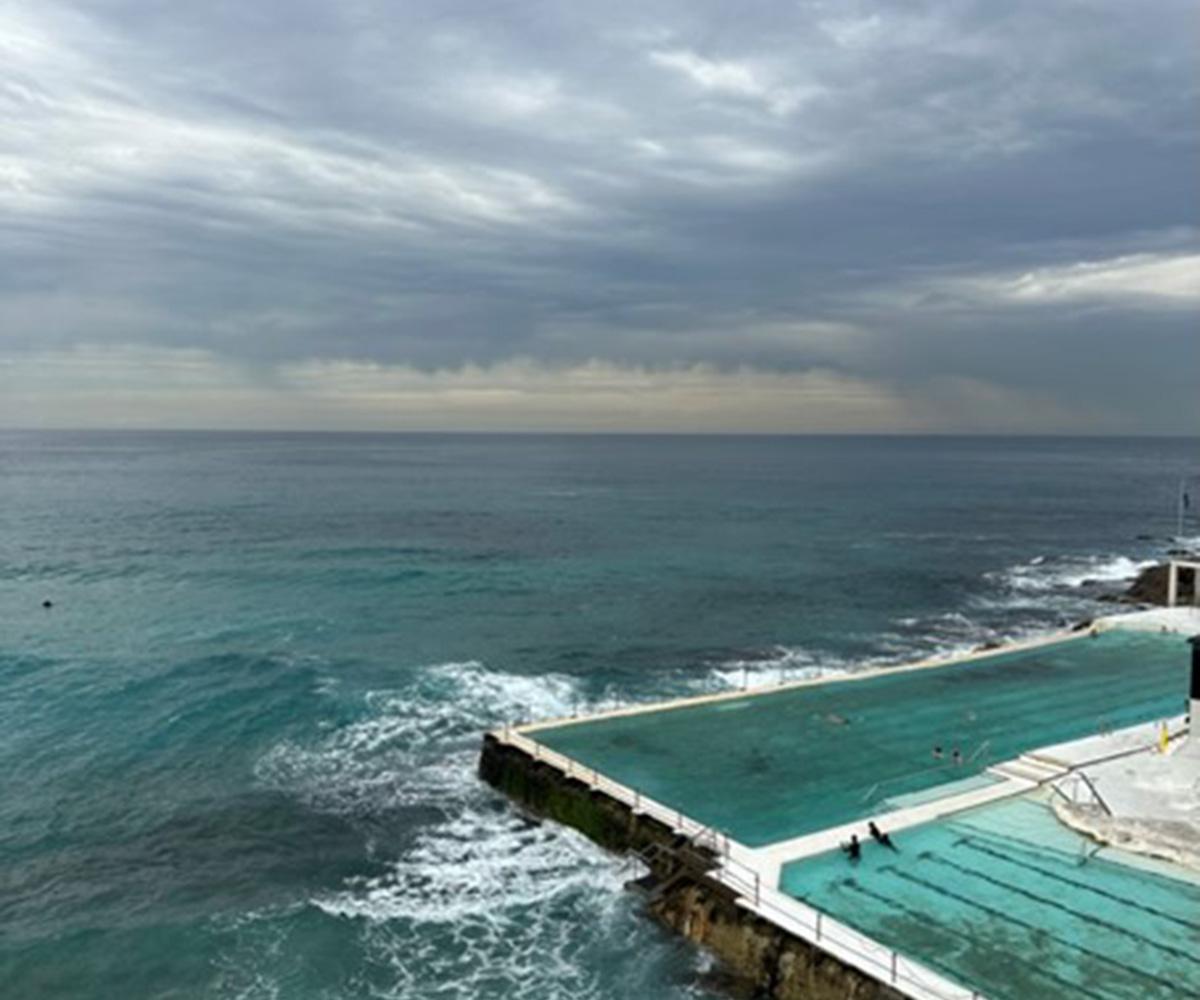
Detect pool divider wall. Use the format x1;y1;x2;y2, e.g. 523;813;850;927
479;733;906;1000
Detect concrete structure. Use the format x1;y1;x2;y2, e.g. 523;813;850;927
1166;559;1200;607
479;607;1200;1000
1190;634;1200;759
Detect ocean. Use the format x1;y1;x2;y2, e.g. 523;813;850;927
0;431;1196;999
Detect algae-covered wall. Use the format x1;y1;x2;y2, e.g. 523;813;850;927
478;735;905;1000
477;733;679;852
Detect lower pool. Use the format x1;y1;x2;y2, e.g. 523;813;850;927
779;793;1200;1000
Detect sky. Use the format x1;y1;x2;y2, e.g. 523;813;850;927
1;0;1197;433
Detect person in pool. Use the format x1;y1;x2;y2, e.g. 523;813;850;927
868;821;897;851
842;834;861;862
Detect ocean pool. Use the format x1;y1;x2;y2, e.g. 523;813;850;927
534;629;1188;845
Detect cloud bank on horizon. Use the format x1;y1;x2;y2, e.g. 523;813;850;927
1;0;1196;432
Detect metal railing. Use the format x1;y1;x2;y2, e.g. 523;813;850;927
1049;770;1113;817
493;726;984;1000
700;850;982;1000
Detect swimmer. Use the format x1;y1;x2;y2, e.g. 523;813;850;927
842;834;861;862
932;745;943;761
868;821;897;851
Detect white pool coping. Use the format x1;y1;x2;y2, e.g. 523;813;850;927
513;605;1199;738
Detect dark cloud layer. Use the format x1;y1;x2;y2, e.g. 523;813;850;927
1;0;1197;430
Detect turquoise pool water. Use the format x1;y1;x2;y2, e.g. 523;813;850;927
535;629;1188;845
779;794;1200;1000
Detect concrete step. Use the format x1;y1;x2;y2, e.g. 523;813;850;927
988;756;1066;784
1016;753;1069;777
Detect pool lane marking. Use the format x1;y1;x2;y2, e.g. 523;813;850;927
881;867;1192;988
954;838;1200;933
913;855;1200;960
835;880;1117;1000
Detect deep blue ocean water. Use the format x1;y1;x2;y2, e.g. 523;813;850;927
1;432;1196;999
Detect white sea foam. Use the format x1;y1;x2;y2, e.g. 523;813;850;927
313;810;625;924
253;660;710;999
702;645;847;690
990;553;1154;595
706;621;1044;695
255;660;587;814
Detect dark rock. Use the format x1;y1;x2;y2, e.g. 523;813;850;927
1121;563;1196;606
1124;564;1169;604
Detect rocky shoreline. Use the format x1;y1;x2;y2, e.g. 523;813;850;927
1101;556;1197;606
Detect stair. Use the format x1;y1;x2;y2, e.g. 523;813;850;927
988;754;1069;785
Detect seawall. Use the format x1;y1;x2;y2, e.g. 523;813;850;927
478;734;905;1000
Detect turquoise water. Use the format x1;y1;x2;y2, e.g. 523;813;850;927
779;794;1200;1000
880;772;1002;811
535;630;1189;845
2;431;1197;999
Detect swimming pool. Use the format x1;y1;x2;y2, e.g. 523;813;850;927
778;793;1200;1000
533;629;1188;845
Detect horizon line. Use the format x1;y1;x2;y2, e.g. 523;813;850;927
3;426;1198;441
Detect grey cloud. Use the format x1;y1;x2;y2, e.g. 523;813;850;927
0;0;1196;430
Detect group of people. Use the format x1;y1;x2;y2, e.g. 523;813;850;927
931;744;963;765
842;821;897;862
839;742;969;862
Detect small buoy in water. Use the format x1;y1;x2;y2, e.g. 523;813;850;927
42;599;53;608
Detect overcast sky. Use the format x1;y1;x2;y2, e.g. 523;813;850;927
1;0;1197;432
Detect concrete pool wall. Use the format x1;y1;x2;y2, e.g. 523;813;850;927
479;732;960;1000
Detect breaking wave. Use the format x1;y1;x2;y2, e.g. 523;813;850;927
252;661;711;999
702;646;848;690
988;553;1154;596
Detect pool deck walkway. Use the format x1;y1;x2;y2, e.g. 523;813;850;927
750;770;1039;884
